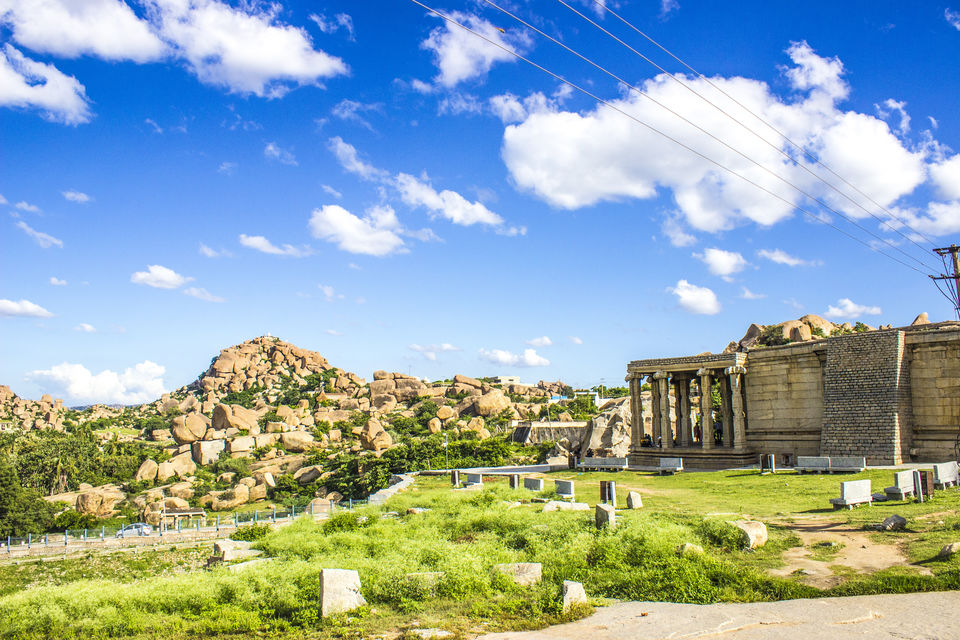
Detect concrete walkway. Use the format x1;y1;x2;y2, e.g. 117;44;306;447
477;592;960;640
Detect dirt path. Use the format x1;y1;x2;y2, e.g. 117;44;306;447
769;518;929;588
476;592;960;640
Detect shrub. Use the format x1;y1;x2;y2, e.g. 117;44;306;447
231;523;272;541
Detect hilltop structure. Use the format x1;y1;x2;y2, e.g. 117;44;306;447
625;319;960;468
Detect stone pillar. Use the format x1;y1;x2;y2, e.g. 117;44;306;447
677;378;692;447
648;375;661;446
725;365;747;451
720;375;734;448
654;371;672;448
627;375;644;451
698;368;714;450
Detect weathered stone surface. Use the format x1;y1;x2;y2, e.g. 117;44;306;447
494;562;542;586
228;436;256;453
319;568;367;617
76;485;125;517
562;580;588;612
789;324;812;342
281;431;316;452
172;412;208;444
911;312;930;326
880;515;907;531
294;465;323;485
248;483;267;501
158;452;197;481
595;503;616;530
427;417;442;433
542;501;590;512
473;389;512;417
454;374;482;388
938;542;960;557
212;404;259;432
360;418;393;453
135;458;159;482
734;521;768;549
436;405;456;421
581;397;631;458
168;482;194;500
211;483;249;511
191;439;227;466
626;491;643;509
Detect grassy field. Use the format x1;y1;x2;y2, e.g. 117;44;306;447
0;468;958;639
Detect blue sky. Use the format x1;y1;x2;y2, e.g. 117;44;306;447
3;0;960;404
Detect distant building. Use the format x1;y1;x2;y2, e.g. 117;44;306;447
492;376;523;386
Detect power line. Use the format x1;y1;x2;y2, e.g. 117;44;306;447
580;0;941;249
405;0;930;275
480;0;939;273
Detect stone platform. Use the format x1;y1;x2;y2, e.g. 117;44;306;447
630;447;758;470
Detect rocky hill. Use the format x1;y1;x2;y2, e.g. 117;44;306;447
1;336;574;529
723;312;933;353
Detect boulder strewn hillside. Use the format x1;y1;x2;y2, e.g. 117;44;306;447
2;335;577;532
723;312;932;353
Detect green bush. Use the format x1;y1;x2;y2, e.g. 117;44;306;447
231;523;272;542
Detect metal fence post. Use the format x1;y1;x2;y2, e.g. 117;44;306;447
64;531;68;547
7;536;10;553
254;510;258;523
272;507;276;522
216;515;220;532
83;529;87;542
45;533;48;546
27;533;30;549
101;526;105;541
292;504;296;518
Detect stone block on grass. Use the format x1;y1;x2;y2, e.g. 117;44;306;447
319;568;367;617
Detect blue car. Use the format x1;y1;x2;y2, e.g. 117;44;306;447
115;523;153;538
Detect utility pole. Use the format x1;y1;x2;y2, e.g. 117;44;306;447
931;244;960;320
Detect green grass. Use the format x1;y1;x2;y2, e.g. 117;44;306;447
0;470;958;639
0;544;213;597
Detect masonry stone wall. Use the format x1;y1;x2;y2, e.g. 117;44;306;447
742;343;824;458
907;329;960;460
820;331;908;464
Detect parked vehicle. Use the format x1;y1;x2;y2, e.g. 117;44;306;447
115;523;153;538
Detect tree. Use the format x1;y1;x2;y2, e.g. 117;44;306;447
0;458;56;537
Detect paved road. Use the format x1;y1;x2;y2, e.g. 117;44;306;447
477;592;960;640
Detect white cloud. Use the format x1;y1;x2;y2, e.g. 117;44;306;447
526;336;552;347
0;44;90;124
130;264;192;289
660;0;679;17
500;42;929;234
438;92;482;116
0;0;165;62
479;347;550;367
318;284;344;301
49;276;67;286
757;249;818;267
876;98;910;135
929;154;960;201
62;189;90;203
694;247;747;281
824;298;882;320
325;329;343;336
74;323;96;333
892;201;960;237
144;0;348;97
16;220;63;248
421;11;529;87
27;360;166;404
947;8;960;30
395;172;504;227
264;142;297;166
740;287;765;300
144;117;163;133
331;99;380;129
14;200;40;212
0;194;6;204
238;233;310;257
328;136;388;181
569;336;583;345
321;184;342;199
217;161;236;175
0;298;53;317
348;262;361;270
661;214;697;247
309;12;354;39
669;280;721;315
308;204;406;256
198;243;229;257
410;343;461;361
183;287;225;303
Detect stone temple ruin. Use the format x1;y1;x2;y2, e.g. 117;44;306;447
626;322;960;468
